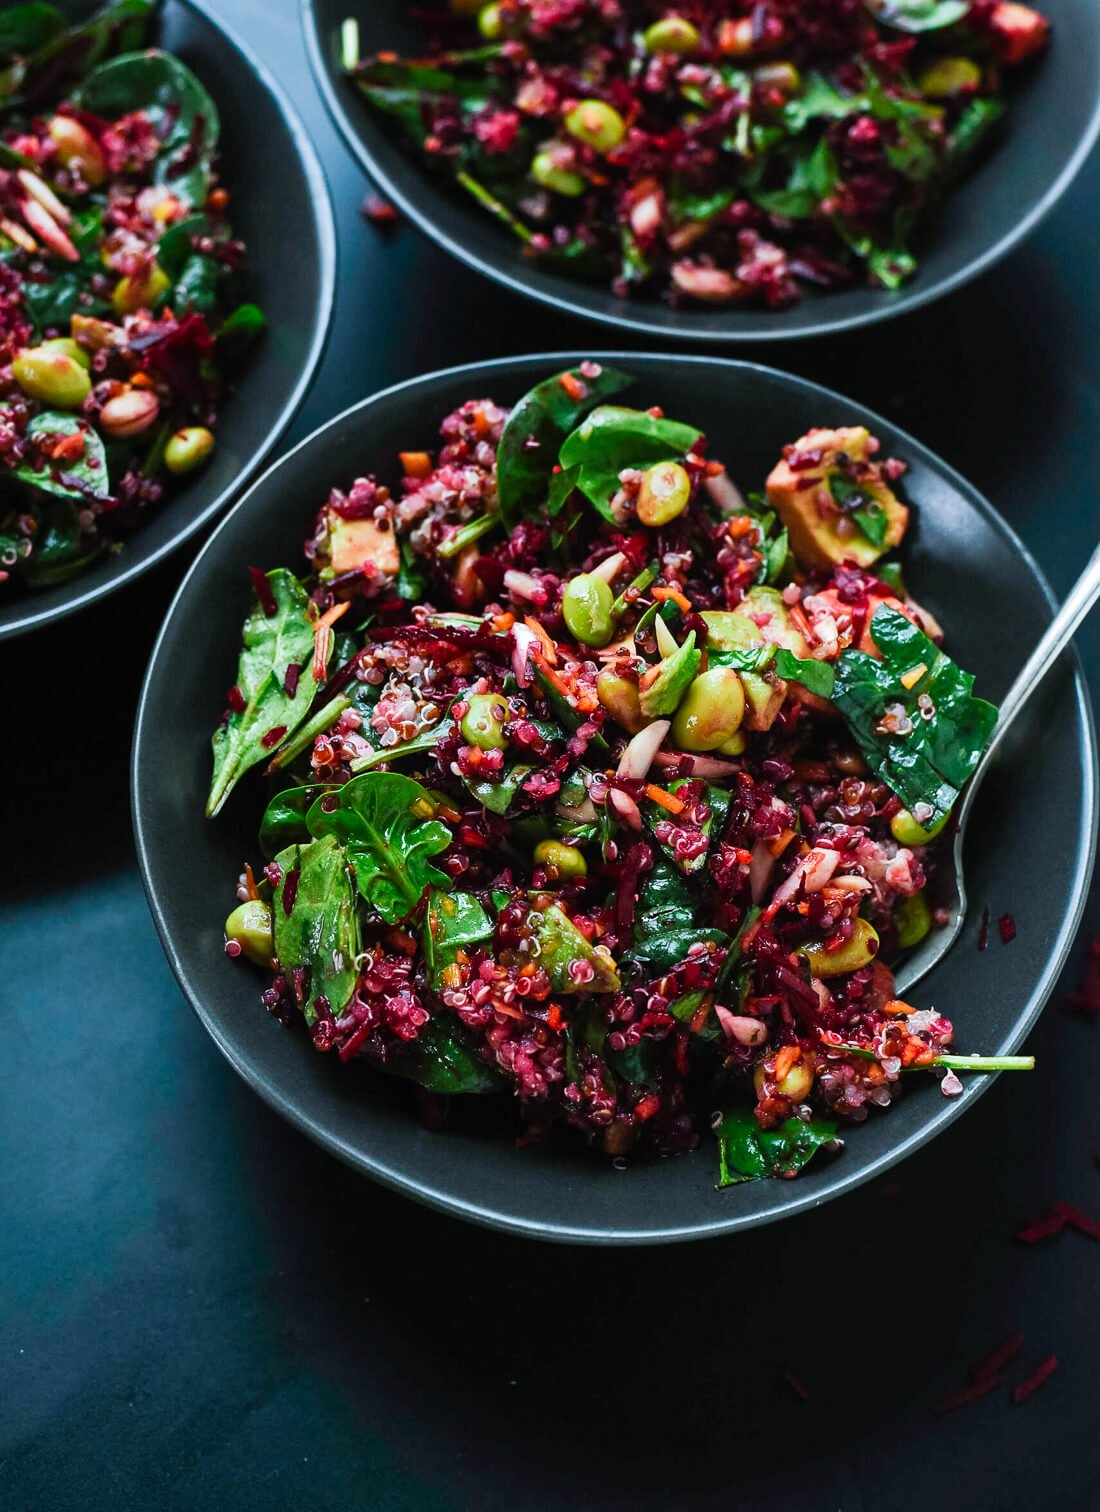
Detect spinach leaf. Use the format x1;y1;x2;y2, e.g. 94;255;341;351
397;535;427;602
20;207;109;331
379;1015;502;1094
0;4;62;58
349;719;448;773
645;780;729;875
461;761;533;815
15;412;110;503
217;302;266;361
207;569;319;817
558;404;702;524
946;97;1005;174
715;1106;837;1186
16;492;101;585
351;55;499;143
496;364;633;530
865;0;970;31
831;604;997;824
259;784;323;859
75;48;220;209
783;72;866;133
422;887;493;989
532;661;608;748
0;0;153;107
272;836;359;1025
828;469;889;546
307;772;451;924
708;641;835;700
630;856;729;970
524;902;621;992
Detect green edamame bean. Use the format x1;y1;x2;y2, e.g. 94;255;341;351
890;806;948;847
671;666;745;751
534;839;588;879
225;899;274;967
916;56;982;98
460;692;508;749
894;892;932;950
596;670;645;732
637;461;691;527
165;426;215;475
12;344;91;408
562;573;614;646
478;2;505;38
753;61;801;94
802;918;879;978
642;16;699;53
113;261;170;317
564;98;626;153
530;150;585;197
42;336;90;370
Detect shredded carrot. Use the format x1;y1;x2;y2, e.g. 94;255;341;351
726;515;757;540
311;599;349;681
491;611;515;632
645;782;687;815
524;615;558;665
387;928;418;956
546;1004;564;1032
652;584;692;613
558;371;584;401
539;661;575;700
377;49;398;61
129;371;156;389
472;406;492;438
788;603;817;645
689;995;713;1035
774;1045;800;1082
766;827;797;858
884;998;916;1016
243;863;259;901
399;450;432;478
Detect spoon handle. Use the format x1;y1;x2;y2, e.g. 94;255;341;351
980;540;1100;772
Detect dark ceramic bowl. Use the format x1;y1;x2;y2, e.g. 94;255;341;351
133;353;1097;1244
0;0;337;641
302;0;1100;344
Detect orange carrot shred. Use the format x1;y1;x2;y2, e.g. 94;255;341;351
652;584;692;613
524;615;558;665
558;371;584;401
311;600;349;681
399;450;432;478
645;783;687;814
885;998;916;1016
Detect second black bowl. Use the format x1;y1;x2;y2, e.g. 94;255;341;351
303;0;1100;344
0;0;337;641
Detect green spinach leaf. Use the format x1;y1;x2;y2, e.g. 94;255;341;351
558;404;702;523
715;1106;837;1185
15;412;110;503
524;902;621;992
272;835;359;1025
831;604;997;824
496;364;633;529
379;1015;502;1094
0;0;153;106
307;772;451;924
207;569;320;817
422;887;493;989
259;784;323;859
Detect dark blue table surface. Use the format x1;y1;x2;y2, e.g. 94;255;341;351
3;5;1099;1509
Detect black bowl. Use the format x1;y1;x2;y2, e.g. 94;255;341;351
302;0;1100;344
133;352;1097;1244
0;0;337;642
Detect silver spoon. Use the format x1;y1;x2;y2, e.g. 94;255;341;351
895;541;1100;995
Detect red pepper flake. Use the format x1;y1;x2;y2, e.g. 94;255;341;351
1011;1354;1058;1406
933;1375;1001;1415
998;912;1017;944
248;565;277;617
226;684;246;714
1049;1200;1100;1241
977;904;990;951
284;662;301;697
1064;937;1100;1014
971;1331;1025;1382
361;192;399;225
782;1368;810;1401
1015;1209;1066;1244
260;724;287;750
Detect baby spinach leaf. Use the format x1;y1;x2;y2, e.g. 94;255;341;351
217;301;266;361
715;1106;837;1186
16;492;101;585
15;412;110;503
272;836;360;1025
0;4;62;59
708;640;835;700
0;0;152;106
352;55;499;144
259;784;323;859
523;902;621;993
496;364;633;530
75;48;220;209
630;856;729;970
828;469;889;546
349;719;448;774
378;1015;502;1094
422;887;493;989
207;569;319;818
307;772;451;924
558;404;702;523
865;0;970;31
461;762;534;816
831;604;997;824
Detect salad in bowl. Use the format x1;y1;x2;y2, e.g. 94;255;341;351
206;363;1030;1187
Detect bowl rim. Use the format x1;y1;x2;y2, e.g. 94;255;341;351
299;0;1100;345
132;350;1099;1245
0;0;339;642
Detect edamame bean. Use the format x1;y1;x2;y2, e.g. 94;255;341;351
562;573;614;646
916;56;982;97
42;337;90;370
113;262;170;317
642;16;699;53
165;426;215;475
671;666;745;750
530;150;585;197
637;461;691;527
534;839;587;878
890;806;948;847
895;892;932;950
596;670;645;732
802;918;879;978
225;899;274;967
754;1048;815;1101
564;99;626;153
460;692;508;749
12;344;91;408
